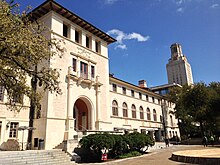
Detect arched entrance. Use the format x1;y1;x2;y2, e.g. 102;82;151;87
73;98;92;131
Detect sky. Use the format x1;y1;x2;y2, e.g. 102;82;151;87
15;0;220;87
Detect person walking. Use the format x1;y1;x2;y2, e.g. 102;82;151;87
202;135;208;147
165;138;169;147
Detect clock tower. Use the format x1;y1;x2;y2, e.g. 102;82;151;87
166;43;194;85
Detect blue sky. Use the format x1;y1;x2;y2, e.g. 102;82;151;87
16;0;220;87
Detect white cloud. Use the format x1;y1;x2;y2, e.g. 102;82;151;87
107;29;150;50
175;0;184;5
210;4;219;9
176;7;184;12
115;44;127;50
104;0;119;5
124;33;150;42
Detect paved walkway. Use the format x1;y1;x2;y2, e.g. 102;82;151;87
79;145;220;165
171;146;220;165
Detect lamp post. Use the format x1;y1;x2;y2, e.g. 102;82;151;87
18;126;36;151
161;100;168;139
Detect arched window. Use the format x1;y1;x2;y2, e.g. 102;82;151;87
122;102;128;117
131;104;136;118
139;106;144;119
147;108;151;120
170;115;174;127
112;100;118;116
153;109;157;121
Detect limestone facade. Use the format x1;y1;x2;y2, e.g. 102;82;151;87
0;0;180;151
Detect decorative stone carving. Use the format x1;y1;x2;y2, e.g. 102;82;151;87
77;47;91;59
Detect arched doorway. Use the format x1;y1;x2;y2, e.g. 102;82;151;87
73;98;91;131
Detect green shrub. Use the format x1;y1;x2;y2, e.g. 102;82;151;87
125;132;154;151
108;134;129;158
117;151;142;159
79;132;155;162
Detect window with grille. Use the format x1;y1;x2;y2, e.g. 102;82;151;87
122;102;128;117
147;108;151;120
80;62;88;79
139;106;144;119
112;100;118;116
153;109;157;121
131;104;136;118
9;122;18;138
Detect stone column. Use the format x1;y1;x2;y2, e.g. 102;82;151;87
95;76;101;130
65;67;75;140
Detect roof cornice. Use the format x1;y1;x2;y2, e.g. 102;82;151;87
29;0;116;45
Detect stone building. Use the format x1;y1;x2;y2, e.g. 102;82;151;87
0;0;180;152
166;43;193;86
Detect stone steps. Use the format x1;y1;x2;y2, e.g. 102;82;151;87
0;149;75;165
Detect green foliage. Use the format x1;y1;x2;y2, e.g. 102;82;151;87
0;1;64;110
117;151;141;159
125;132;154;151
79;133;115;154
167;82;220;137
79;132;154;162
109;134;128;157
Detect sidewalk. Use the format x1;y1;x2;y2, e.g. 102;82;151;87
171;145;220;165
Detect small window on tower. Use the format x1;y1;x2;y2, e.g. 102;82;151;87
95;41;101;53
86;36;91;48
75;30;79;43
63;24;69;38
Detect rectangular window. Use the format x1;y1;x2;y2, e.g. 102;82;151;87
158;99;161;105
122;87;126;95
72;58;77;72
131;90;134;97
152;97;155;103
86;36;91;48
75;30;80;43
80;62;88;79
95;41;100;53
146;95;149;101
0;86;4;101
139;92;142;99
9;122;18;138
91;65;95;79
13;94;23;104
63;24;68;38
112;84;117;92
140;111;144;119
132;110;136;118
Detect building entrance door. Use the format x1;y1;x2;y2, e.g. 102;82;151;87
73;99;90;131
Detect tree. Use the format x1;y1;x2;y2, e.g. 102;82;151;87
168;82;220;137
0;1;64;110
